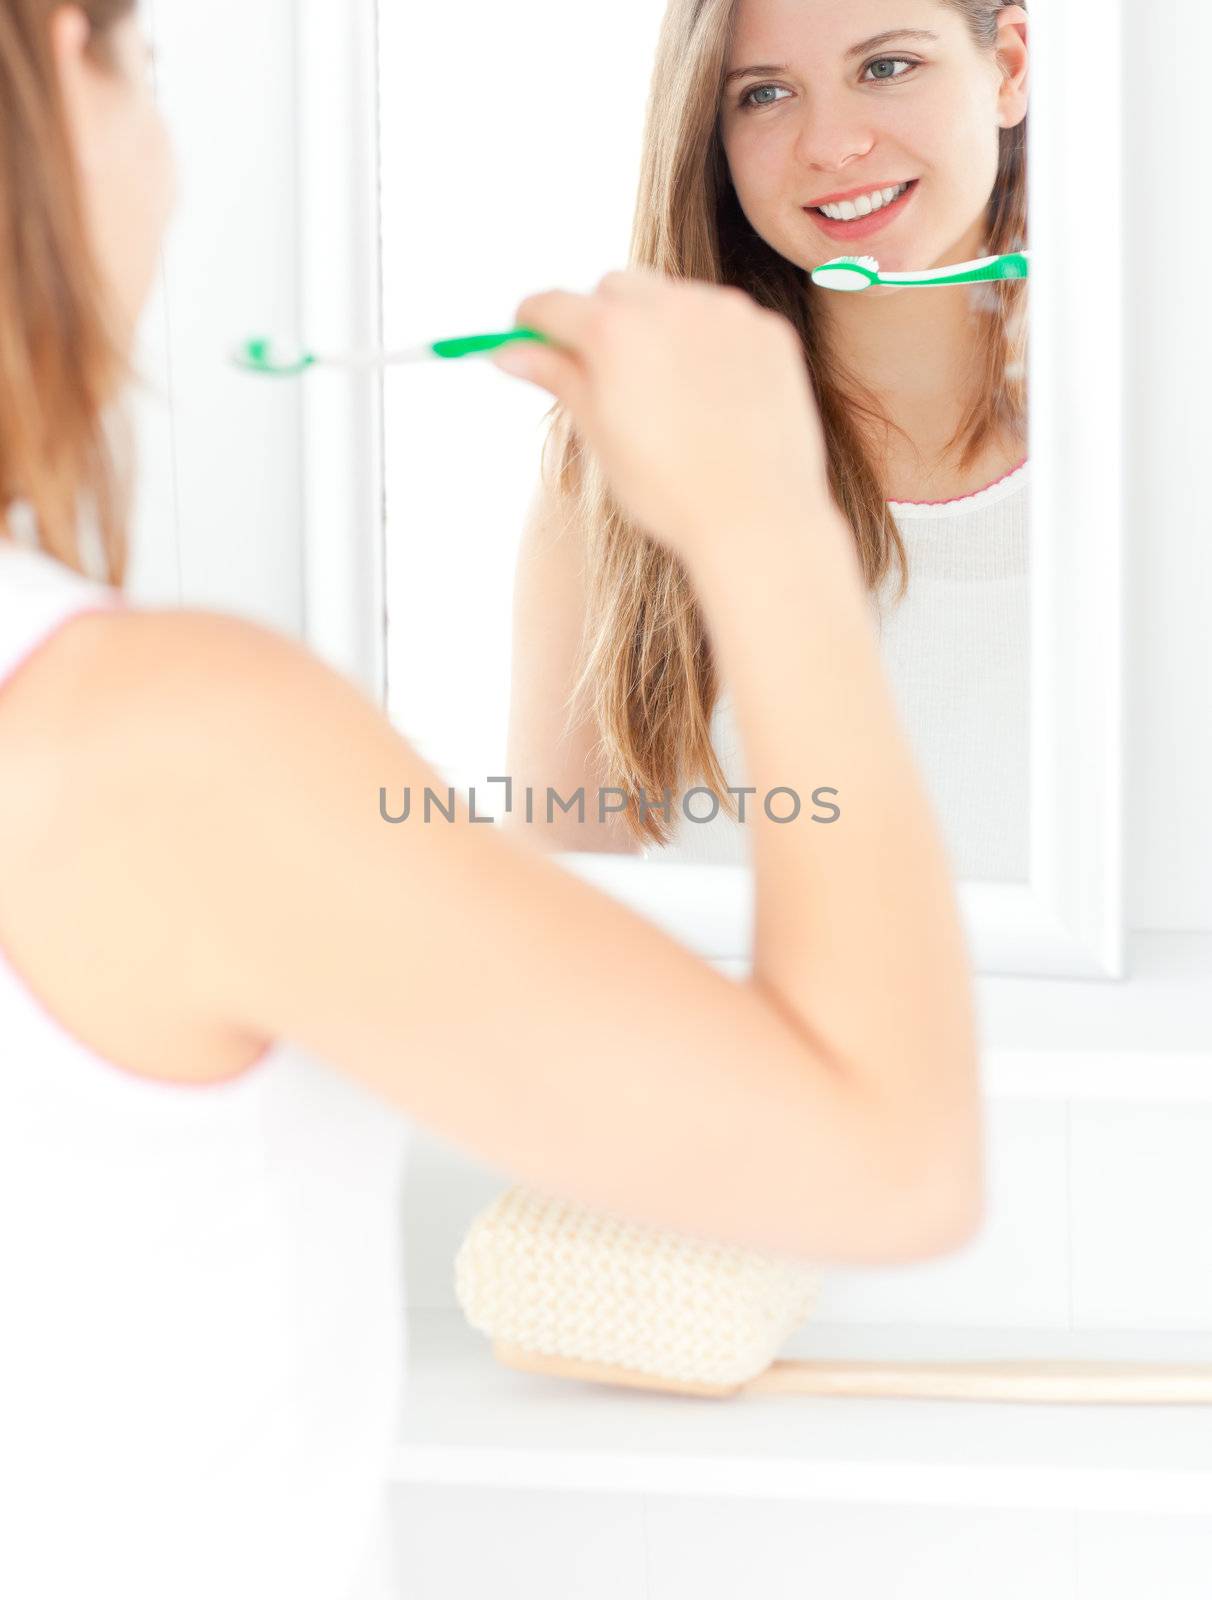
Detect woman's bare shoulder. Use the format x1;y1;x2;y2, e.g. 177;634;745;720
0;607;213;772
43;606;317;751
0;607;321;1081
0;604;340;850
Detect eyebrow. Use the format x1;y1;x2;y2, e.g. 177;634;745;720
722;29;940;87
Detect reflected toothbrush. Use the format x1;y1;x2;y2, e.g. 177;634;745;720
232;328;550;377
811;249;1030;292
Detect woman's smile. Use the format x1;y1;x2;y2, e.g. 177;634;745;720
804;176;919;241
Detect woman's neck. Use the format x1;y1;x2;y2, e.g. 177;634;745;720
812;223;1022;490
819;270;980;411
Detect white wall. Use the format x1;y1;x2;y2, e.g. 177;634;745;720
1120;0;1212;932
130;1;1209;933
129;0;304;634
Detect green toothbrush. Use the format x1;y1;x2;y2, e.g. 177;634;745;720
232;328;550;377
236;248;1030;375
811;248;1029;292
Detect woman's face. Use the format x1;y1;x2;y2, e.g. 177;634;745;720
717;0;1027;284
53;6;177;350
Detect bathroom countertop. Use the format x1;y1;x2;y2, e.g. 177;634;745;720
391;1309;1212;1514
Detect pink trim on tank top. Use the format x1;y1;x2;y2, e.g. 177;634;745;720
889;455;1029;507
0;599;278;1092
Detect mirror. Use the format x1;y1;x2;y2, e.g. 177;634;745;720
300;0;1125;978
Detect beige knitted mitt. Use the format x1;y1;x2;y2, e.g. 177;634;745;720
454;1184;823;1395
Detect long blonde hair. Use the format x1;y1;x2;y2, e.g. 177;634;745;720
0;0;135;588
540;0;1028;846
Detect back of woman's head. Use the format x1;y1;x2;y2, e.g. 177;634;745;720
0;0;136;587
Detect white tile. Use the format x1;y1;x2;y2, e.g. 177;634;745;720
1077;1513;1212;1598
390;1485;646;1599
797;1099;1071;1330
1070;1105;1212;1329
646;1498;1074;1600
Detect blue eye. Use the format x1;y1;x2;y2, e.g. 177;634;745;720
745;83;793;108
863;55;917;84
737;57;918;110
739;83;792;110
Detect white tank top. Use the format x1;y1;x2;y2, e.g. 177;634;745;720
655;460;1030;881
0;535;410;1600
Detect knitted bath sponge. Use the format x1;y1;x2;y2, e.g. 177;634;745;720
454;1184;823;1392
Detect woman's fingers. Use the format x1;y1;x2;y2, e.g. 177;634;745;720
493;271;663;404
490;267;830;557
490;287;604;404
491;348;586;413
512;268;665;353
513;287;600;354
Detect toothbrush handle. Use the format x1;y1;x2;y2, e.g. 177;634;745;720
429;327;550;360
308;328;550;368
881;250;1030;287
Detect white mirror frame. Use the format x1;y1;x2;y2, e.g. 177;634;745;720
297;0;1126;980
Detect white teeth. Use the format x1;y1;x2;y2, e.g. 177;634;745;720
817;182;909;222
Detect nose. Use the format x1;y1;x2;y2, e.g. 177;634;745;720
791;89;878;182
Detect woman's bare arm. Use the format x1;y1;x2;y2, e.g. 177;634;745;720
503;476;641;855
72;492;983;1267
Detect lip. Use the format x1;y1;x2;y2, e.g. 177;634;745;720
803;178;917;242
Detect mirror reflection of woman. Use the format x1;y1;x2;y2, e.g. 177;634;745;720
507;0;1029;878
0;2;986;1593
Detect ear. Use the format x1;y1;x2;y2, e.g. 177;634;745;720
49;4;106;172
994;3;1029;129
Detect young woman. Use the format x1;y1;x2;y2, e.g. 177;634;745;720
0;2;982;1595
507;0;1030;878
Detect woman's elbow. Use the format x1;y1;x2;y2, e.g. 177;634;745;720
912;1136;986;1261
913;1164;986;1260
875;1103;987;1264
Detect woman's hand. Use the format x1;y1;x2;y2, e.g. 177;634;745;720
490;267;832;563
